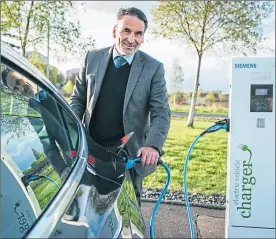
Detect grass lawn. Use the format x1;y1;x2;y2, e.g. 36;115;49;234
170;104;228;115
32;169;62;209
143;117;228;195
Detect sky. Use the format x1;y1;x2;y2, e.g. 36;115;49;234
47;1;275;93
2;117;44;171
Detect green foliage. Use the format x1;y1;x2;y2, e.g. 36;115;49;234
151;1;274;55
68;73;78;85
27;52;64;86
204;91;216;103
175;91;186;104
28;53;46;72
23;167;32;175
1;1;95;59
31;154;46;167
63;80;74;96
214;90;222;94
170;91;189;105
32;169;61;209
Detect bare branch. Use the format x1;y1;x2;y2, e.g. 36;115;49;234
199;1;210;53
2;41;20;49
202;36;229;51
170;1;199;52
1;32;19;38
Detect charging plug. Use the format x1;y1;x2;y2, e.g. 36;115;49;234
215;118;230;132
201;118;230;136
126;157;141;169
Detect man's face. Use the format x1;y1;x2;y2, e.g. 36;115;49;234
113;15;145;55
6;71;37;98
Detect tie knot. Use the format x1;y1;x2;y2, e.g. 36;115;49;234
114;56;127;68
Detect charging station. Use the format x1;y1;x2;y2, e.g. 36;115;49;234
226;57;275;238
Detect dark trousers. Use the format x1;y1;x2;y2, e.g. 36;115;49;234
103;144;143;207
129;168;143;207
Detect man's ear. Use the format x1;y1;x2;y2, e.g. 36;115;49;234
112;25;117;38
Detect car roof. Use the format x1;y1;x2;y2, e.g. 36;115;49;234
1;41;57;93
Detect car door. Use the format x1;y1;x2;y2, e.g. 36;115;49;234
1;42;134;238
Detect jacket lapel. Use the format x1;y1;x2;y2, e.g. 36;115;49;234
92;47;113;111
123;51;144;115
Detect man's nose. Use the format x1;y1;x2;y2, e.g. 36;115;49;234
127;32;135;43
19;85;25;93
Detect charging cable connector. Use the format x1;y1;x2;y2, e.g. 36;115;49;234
22;174;60;189
123;157;171;239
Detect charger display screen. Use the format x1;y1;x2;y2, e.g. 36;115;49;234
250;84;273;112
255;88;268;96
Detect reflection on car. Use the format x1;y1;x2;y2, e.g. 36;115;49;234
1;41;146;238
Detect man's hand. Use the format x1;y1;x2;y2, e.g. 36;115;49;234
136;146;159;166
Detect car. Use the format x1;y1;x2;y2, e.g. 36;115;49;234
1;41;146;238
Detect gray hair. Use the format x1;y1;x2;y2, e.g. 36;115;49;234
1;68;10;86
117;7;148;31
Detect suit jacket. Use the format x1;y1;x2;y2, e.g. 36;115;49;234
69;46;170;176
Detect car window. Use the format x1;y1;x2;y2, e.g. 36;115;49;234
1;64;80;238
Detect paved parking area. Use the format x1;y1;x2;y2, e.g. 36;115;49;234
141;202;225;238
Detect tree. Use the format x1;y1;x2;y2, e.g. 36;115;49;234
31;148;43;160
1;1;77;56
204;91;216;103
175;91;186;105
1;85;33;144
27;52;65;86
218;93;228;102
151;1;274;126
27;52;46;73
171;58;184;105
214;90;222;94
171;58;184;92
1;1;95;64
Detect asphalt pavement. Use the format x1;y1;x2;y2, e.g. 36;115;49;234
141;202;225;238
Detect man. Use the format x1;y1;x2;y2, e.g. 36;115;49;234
70;7;170;206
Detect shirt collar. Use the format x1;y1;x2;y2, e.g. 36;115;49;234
112;46;135;65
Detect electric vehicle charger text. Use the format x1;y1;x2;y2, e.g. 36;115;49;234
237;144;256;219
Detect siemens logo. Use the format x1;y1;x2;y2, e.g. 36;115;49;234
235;64;256;69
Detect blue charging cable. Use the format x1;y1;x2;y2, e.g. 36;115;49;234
125;157;171;239
22;174;60;189
183;119;229;239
